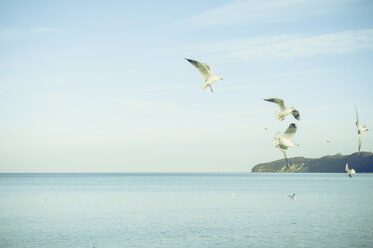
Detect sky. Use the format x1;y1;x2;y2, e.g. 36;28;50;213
0;0;373;172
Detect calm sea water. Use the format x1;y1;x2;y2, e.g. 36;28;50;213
0;173;372;248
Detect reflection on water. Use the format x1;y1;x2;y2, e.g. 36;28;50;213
0;173;372;248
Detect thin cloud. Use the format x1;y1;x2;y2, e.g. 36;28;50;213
158;29;373;62
214;29;373;61
110;98;177;110
181;0;357;29
0;27;55;42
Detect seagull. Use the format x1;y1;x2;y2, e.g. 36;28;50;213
345;163;356;178
42;199;46;204
355;106;368;154
232;192;236;199
264;98;300;121
288;193;297;200
273;123;299;169
185;58;223;92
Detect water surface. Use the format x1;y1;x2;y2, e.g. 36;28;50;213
0;173;372;248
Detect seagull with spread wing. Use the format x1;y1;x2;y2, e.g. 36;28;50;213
345;163;356;178
288;193;297;200
355;106;368;154
273;123;299;169
264;98;300;121
185;58;223;92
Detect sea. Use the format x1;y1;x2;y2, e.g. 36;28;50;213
0;173;372;248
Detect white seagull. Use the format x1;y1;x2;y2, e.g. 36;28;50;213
232;192;236;200
185;58;223;92
288;193;297;200
355;106;368;154
345;163;356;178
264;98;300;121
273;123;299;169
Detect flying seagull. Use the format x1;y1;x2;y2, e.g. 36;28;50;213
288;193;297;200
264;98;300;121
185;58;223;92
345;163;356;178
232;192;236;200
355;106;368;154
273;123;299;169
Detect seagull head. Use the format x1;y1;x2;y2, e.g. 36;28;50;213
218;76;223;80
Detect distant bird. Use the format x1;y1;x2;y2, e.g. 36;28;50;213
273;123;299;168
264;128;268;131
185;58;223;92
232;192;236;199
42;199;46;204
264;98;300;121
355;106;368;154
345;163;356;178
326;140;330;143
288;193;297;200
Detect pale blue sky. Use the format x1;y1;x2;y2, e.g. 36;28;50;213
1;0;373;172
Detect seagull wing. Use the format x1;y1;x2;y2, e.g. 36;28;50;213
264;98;286;111
284;151;290;169
345;163;350;173
291;109;301;120
204;63;212;73
282;123;297;139
355;106;359;128
185;58;212;82
279;149;290;169
358;135;361;154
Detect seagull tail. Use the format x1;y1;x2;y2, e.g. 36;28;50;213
201;83;209;91
272;132;281;146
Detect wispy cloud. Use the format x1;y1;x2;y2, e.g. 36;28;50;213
182;0;357;28
110;98;177;110
0;27;55;42
217;29;373;61
159;29;373;62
